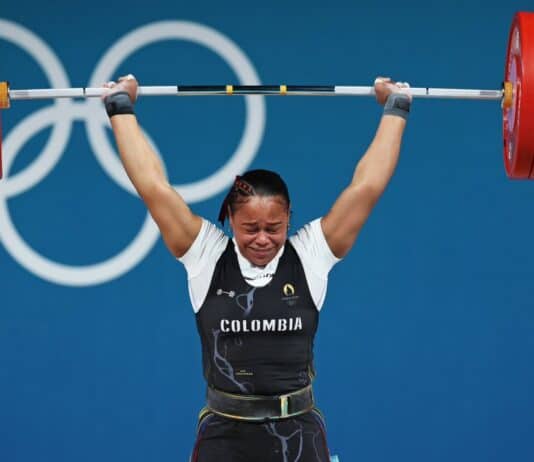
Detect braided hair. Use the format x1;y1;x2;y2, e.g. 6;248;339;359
218;169;290;225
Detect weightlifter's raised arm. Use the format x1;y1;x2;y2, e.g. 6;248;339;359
321;77;412;258
102;74;202;258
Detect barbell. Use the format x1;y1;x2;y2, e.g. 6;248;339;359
0;11;532;180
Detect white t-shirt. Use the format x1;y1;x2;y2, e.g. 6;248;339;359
179;218;340;313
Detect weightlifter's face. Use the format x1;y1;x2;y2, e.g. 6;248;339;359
229;195;290;267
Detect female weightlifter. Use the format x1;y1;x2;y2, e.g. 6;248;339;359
102;74;411;461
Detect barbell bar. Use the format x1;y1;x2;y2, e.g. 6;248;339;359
0;11;532;180
1;84;504;100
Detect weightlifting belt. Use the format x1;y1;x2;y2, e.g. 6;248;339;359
206;384;314;421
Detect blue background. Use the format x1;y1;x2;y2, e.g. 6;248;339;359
1;1;533;461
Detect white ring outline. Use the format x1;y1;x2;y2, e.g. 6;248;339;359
0;20;162;286
0;19;265;286
86;20;266;203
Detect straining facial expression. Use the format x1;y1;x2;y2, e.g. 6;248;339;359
229;195;290;267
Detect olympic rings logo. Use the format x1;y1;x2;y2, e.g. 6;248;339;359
0;18;266;287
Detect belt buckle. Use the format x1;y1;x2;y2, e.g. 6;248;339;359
279;394;289;418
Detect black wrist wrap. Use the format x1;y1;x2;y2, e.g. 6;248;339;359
104;92;134;118
383;93;411;120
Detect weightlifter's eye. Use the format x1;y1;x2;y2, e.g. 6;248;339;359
243;226;259;233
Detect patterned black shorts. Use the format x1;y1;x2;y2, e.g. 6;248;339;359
190;408;331;462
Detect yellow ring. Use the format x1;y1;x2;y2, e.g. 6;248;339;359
280;85;287;96
226;85;234;95
502;81;513;110
0;82;10;109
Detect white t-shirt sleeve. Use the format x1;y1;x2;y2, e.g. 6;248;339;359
290;218;341;311
178;219;228;312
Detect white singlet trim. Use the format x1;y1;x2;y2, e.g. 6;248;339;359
178;218;340;313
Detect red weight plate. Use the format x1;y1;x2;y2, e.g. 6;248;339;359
503;12;534;179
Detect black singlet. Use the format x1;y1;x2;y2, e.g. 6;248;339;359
195;240;319;395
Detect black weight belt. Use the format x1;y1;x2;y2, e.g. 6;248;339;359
206;384;314;421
